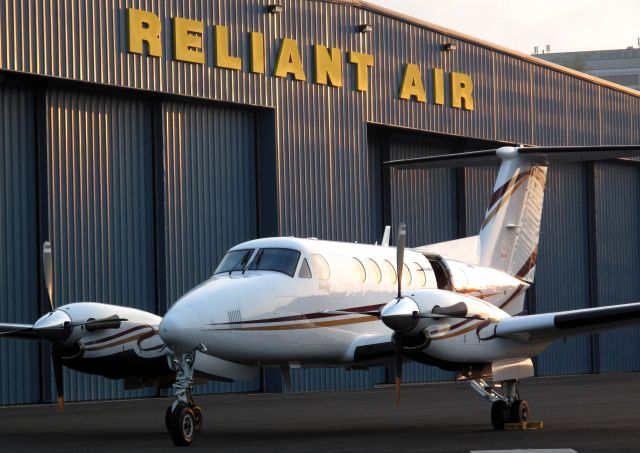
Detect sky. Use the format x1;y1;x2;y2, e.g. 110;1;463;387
365;0;640;54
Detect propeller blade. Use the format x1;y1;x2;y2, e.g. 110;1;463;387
396;223;406;299
51;345;64;412
319;309;381;317
393;333;404;408
0;324;35;338
42;241;54;310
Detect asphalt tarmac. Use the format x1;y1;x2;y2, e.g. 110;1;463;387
1;373;639;452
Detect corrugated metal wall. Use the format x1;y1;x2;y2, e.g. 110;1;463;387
46;89;157;401
161;100;260;393
0;84;40;404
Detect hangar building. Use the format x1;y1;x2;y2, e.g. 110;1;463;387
1;0;639;404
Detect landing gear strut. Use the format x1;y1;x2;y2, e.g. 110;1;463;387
166;351;203;446
469;379;530;430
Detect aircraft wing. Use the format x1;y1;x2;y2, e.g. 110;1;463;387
492;302;640;343
0;323;37;340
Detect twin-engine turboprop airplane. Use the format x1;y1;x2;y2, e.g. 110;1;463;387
158;145;640;446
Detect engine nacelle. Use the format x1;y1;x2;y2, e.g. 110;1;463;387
400;288;511;337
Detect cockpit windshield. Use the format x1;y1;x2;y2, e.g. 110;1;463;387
214;249;255;274
247;248;301;277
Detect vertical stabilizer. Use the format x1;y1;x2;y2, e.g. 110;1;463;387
479;147;548;282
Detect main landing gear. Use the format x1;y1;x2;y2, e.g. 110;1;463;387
166;351;203;446
469;379;530;430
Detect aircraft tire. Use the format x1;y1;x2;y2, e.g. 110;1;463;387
193;406;203;432
170;403;196;446
490;400;509;430
510;399;530;424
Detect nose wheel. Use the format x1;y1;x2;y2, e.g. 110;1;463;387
166;351;202;446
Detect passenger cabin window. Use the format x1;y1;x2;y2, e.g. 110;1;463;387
311;254;330;280
402;263;412;287
352;258;366;283
247;248;301;277
214;249;255;274
298;258;312;278
367;259;382;284
413;262;426;287
382;259;397;285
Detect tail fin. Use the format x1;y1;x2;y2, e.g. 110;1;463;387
479;148;547;282
385;144;640;283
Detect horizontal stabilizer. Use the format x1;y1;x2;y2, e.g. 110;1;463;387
384;145;640;169
493;302;640;343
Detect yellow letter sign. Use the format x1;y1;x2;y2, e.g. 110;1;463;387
399;64;426;102
348;51;374;92
215;25;242;70
127;9;162;57
451;72;474;110
173;17;204;64
274;38;306;81
314;45;342;87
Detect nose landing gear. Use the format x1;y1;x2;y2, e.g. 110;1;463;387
166;351;203;446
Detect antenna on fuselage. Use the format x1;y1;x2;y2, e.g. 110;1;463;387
381;225;391;247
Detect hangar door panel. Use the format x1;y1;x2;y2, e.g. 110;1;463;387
47;90;156;401
595;163;640;372
387;134;457;247
0;85;39;405
535;163;592;375
161;101;259;393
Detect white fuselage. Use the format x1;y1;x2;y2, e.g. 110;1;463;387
160;237;549;372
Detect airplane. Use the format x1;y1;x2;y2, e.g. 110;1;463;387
157;145;640;445
2;145;640;447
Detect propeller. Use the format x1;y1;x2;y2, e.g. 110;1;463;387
385;223;413;407
43;241;54;311
396;224;406;299
35;242;126;411
51;345;65;412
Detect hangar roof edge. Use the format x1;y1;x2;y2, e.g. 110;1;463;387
331;0;640;99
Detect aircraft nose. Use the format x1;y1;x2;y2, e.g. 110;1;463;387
159;305;204;353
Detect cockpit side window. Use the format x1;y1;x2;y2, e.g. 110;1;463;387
248;248;301;277
298;258;312;278
214;249;255;274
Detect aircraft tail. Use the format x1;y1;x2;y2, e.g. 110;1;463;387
386;144;640;283
478;149;547;282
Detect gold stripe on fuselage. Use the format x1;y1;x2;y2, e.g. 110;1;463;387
217;315;379;331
